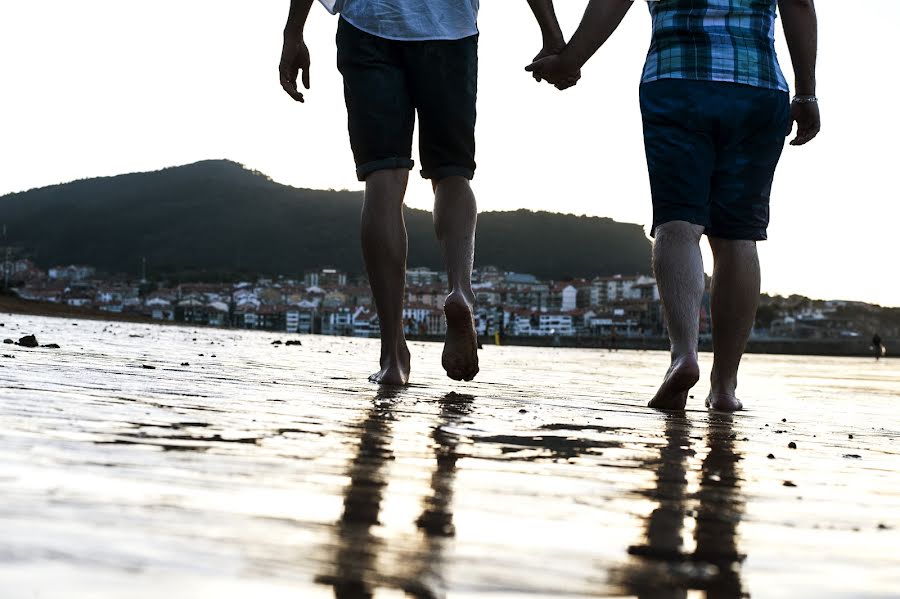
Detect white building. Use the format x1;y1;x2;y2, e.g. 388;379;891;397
286;310;300;332
539;314;575;336
508;313;575;337
322;308;354;335
352;308;379;337
305;269;347;288
406;267;443;286
591;274;659;306
561;285;578;312
146;297;174;321
49;265;96;282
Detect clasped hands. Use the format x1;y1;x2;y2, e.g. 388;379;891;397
526;46;581;91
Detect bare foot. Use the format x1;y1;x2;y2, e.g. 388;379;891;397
442;292;479;382
705;392;743;412
369;340;410;386
648;354;700;410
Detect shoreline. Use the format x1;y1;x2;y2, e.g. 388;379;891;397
0;295;159;324
2;295;893;358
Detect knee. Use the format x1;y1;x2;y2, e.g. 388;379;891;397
366;168;409;193
433;175;471;195
654;220;704;245
708;237;758;258
364;169;409;209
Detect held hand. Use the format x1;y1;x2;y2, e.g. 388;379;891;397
279;31;310;103
525;54;581;91
789;100;821;146
531;43;565;82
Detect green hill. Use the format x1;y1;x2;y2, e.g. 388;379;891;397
0;160;651;280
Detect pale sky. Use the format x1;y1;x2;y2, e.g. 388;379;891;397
1;2;897;306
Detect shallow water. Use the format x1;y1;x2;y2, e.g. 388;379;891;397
0;314;898;598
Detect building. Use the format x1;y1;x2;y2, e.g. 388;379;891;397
508;312;576;337
591;274;658;306
353;308;379;337
48;265;96;282
1;258;44;285
406;267;443;286
561;285;578;312
321;307;355;336
146;297;174;321
408;285;446;309
305;268;347;289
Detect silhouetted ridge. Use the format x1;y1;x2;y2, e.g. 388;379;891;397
0;161;651;279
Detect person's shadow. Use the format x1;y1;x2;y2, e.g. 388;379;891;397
316;390;474;599
614;412;747;598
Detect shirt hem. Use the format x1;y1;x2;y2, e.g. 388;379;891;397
641;73;789;93
340;15;478;42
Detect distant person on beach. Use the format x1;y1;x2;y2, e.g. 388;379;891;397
872;334;884;360
279;1;569;385
527;0;819;411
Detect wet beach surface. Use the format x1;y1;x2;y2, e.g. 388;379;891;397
1;314;898;598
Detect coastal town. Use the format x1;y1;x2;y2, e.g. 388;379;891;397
2;258;895;344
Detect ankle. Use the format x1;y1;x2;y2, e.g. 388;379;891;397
670;349;699;365
380;336;404;358
710;376;737;396
447;288;475;307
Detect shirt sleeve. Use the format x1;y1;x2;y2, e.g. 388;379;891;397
317;0;343;15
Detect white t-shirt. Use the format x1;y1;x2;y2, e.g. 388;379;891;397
319;0;479;41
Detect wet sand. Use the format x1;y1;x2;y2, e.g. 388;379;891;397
1;313;897;598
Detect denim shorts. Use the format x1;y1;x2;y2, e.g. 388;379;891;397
336;18;478;182
640;79;790;240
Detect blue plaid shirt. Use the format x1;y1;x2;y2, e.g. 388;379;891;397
642;0;789;92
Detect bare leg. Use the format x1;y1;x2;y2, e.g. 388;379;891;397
705;238;760;412
433;176;479;381
361;169;411;386
649;221;705;410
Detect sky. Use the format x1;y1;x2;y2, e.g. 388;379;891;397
1;1;897;306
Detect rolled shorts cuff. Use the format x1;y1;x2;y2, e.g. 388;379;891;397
356;157;415;181
420;165;475;181
650;214;710;238
704;227;768;242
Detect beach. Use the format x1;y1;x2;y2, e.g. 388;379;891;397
1;313;897;598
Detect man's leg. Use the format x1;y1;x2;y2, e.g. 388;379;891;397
433;175;479;381
639;80;717;409
649;220;705;410
336;18;417;384
362;168;411;385
403;29;479;382
705;238;760;411
702;80;790;409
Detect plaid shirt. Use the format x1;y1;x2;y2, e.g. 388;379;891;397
641;0;789;92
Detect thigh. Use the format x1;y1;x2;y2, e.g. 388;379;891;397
639;79;716;237
336;18;415;181
403;35;478;181
708;87;790;241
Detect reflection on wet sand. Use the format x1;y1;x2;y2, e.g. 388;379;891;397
315;388;397;598
316;391;474;598
615;413;747;598
5;315;897;597
416;392;474;538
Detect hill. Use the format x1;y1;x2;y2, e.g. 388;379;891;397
0;160;651;280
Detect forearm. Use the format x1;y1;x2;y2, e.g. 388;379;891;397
778;0;817;95
526;0;565;47
285;0;314;35
560;0;633;69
